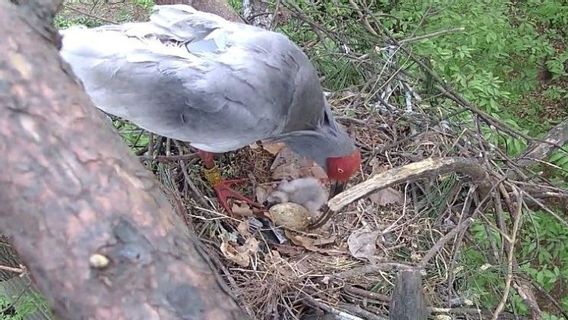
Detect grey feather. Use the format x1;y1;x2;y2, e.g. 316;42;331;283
59;4;356;169
266;177;328;213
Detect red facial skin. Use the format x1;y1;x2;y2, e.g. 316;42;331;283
326;150;361;182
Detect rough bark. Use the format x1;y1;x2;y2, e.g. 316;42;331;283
389;270;428;320
0;1;245;319
154;0;244;22
243;0;272;28
514;120;568;171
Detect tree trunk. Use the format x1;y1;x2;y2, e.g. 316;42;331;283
154;0;244;22
0;1;245;319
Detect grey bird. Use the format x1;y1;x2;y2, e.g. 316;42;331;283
58;4;361;213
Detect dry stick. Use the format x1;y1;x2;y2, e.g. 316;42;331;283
418;217;473;268
347;0;379;36
268;0;281;30
0;264;26;274
389;269;427;320
398;27;466;45
301;294;365;320
333;262;416;279
339;302;388;320
343;285;390;303
139;154;198;162
512;119;568;171
517;276;565;319
491;191;523;320
328;157;491;212
178;161;210;208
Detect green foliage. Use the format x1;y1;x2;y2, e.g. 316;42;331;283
523;0;568;28
114;120;150;152
371;0;564;155
546;51;568;79
133;0;153;11
548;143;568;181
462;212;568;315
54;15;102;29
0;292;49;320
227;0;243;12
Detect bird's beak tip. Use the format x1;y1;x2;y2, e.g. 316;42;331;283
329;181;346;197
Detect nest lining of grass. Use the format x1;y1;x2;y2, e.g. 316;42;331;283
124;83;566;319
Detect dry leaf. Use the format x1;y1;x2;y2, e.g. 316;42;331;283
313;235;337;246
261;142;286;155
369;187;403;207
255;185;274;204
270;147;327;182
347;227;380;259
286;232;345;255
287;233;316;250
220;241;250;267
242;237;260;253
369;158;389;176
231;202;255;217
237;220;252;237
219;238;259;267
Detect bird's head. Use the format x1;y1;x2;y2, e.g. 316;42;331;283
326;149;361;196
326;149;361;182
277;102;361;197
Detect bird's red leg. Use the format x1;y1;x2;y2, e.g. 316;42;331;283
196;150;260;213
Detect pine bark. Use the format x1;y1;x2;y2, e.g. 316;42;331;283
0;1;245;319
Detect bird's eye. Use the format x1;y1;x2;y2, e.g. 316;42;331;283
337;168;344;174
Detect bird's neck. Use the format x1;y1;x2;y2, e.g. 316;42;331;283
281;126;356;172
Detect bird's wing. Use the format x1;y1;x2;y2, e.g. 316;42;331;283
59;5;303;152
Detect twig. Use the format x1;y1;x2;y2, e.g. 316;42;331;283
512;119;568;172
139;154;198;162
333;262;416;280
339;302;387;320
302;294;365;320
491;191;523;320
513;280;544;320
0;264;26;274
418;218;473;268
398;27;465;44
343;285;390;302
268;0;281;30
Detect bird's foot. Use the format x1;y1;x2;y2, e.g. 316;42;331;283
203;166;261;214
213;180;261;214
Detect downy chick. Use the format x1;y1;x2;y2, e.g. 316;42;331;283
266;177;328;213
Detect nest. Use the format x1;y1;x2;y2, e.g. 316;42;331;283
129;85;567;320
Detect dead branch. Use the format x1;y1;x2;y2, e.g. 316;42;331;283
389;269;428;320
153;0;244;22
491;191;523;320
328;157;491;212
418;217;474;268
0;0;245;319
512;119;568;174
